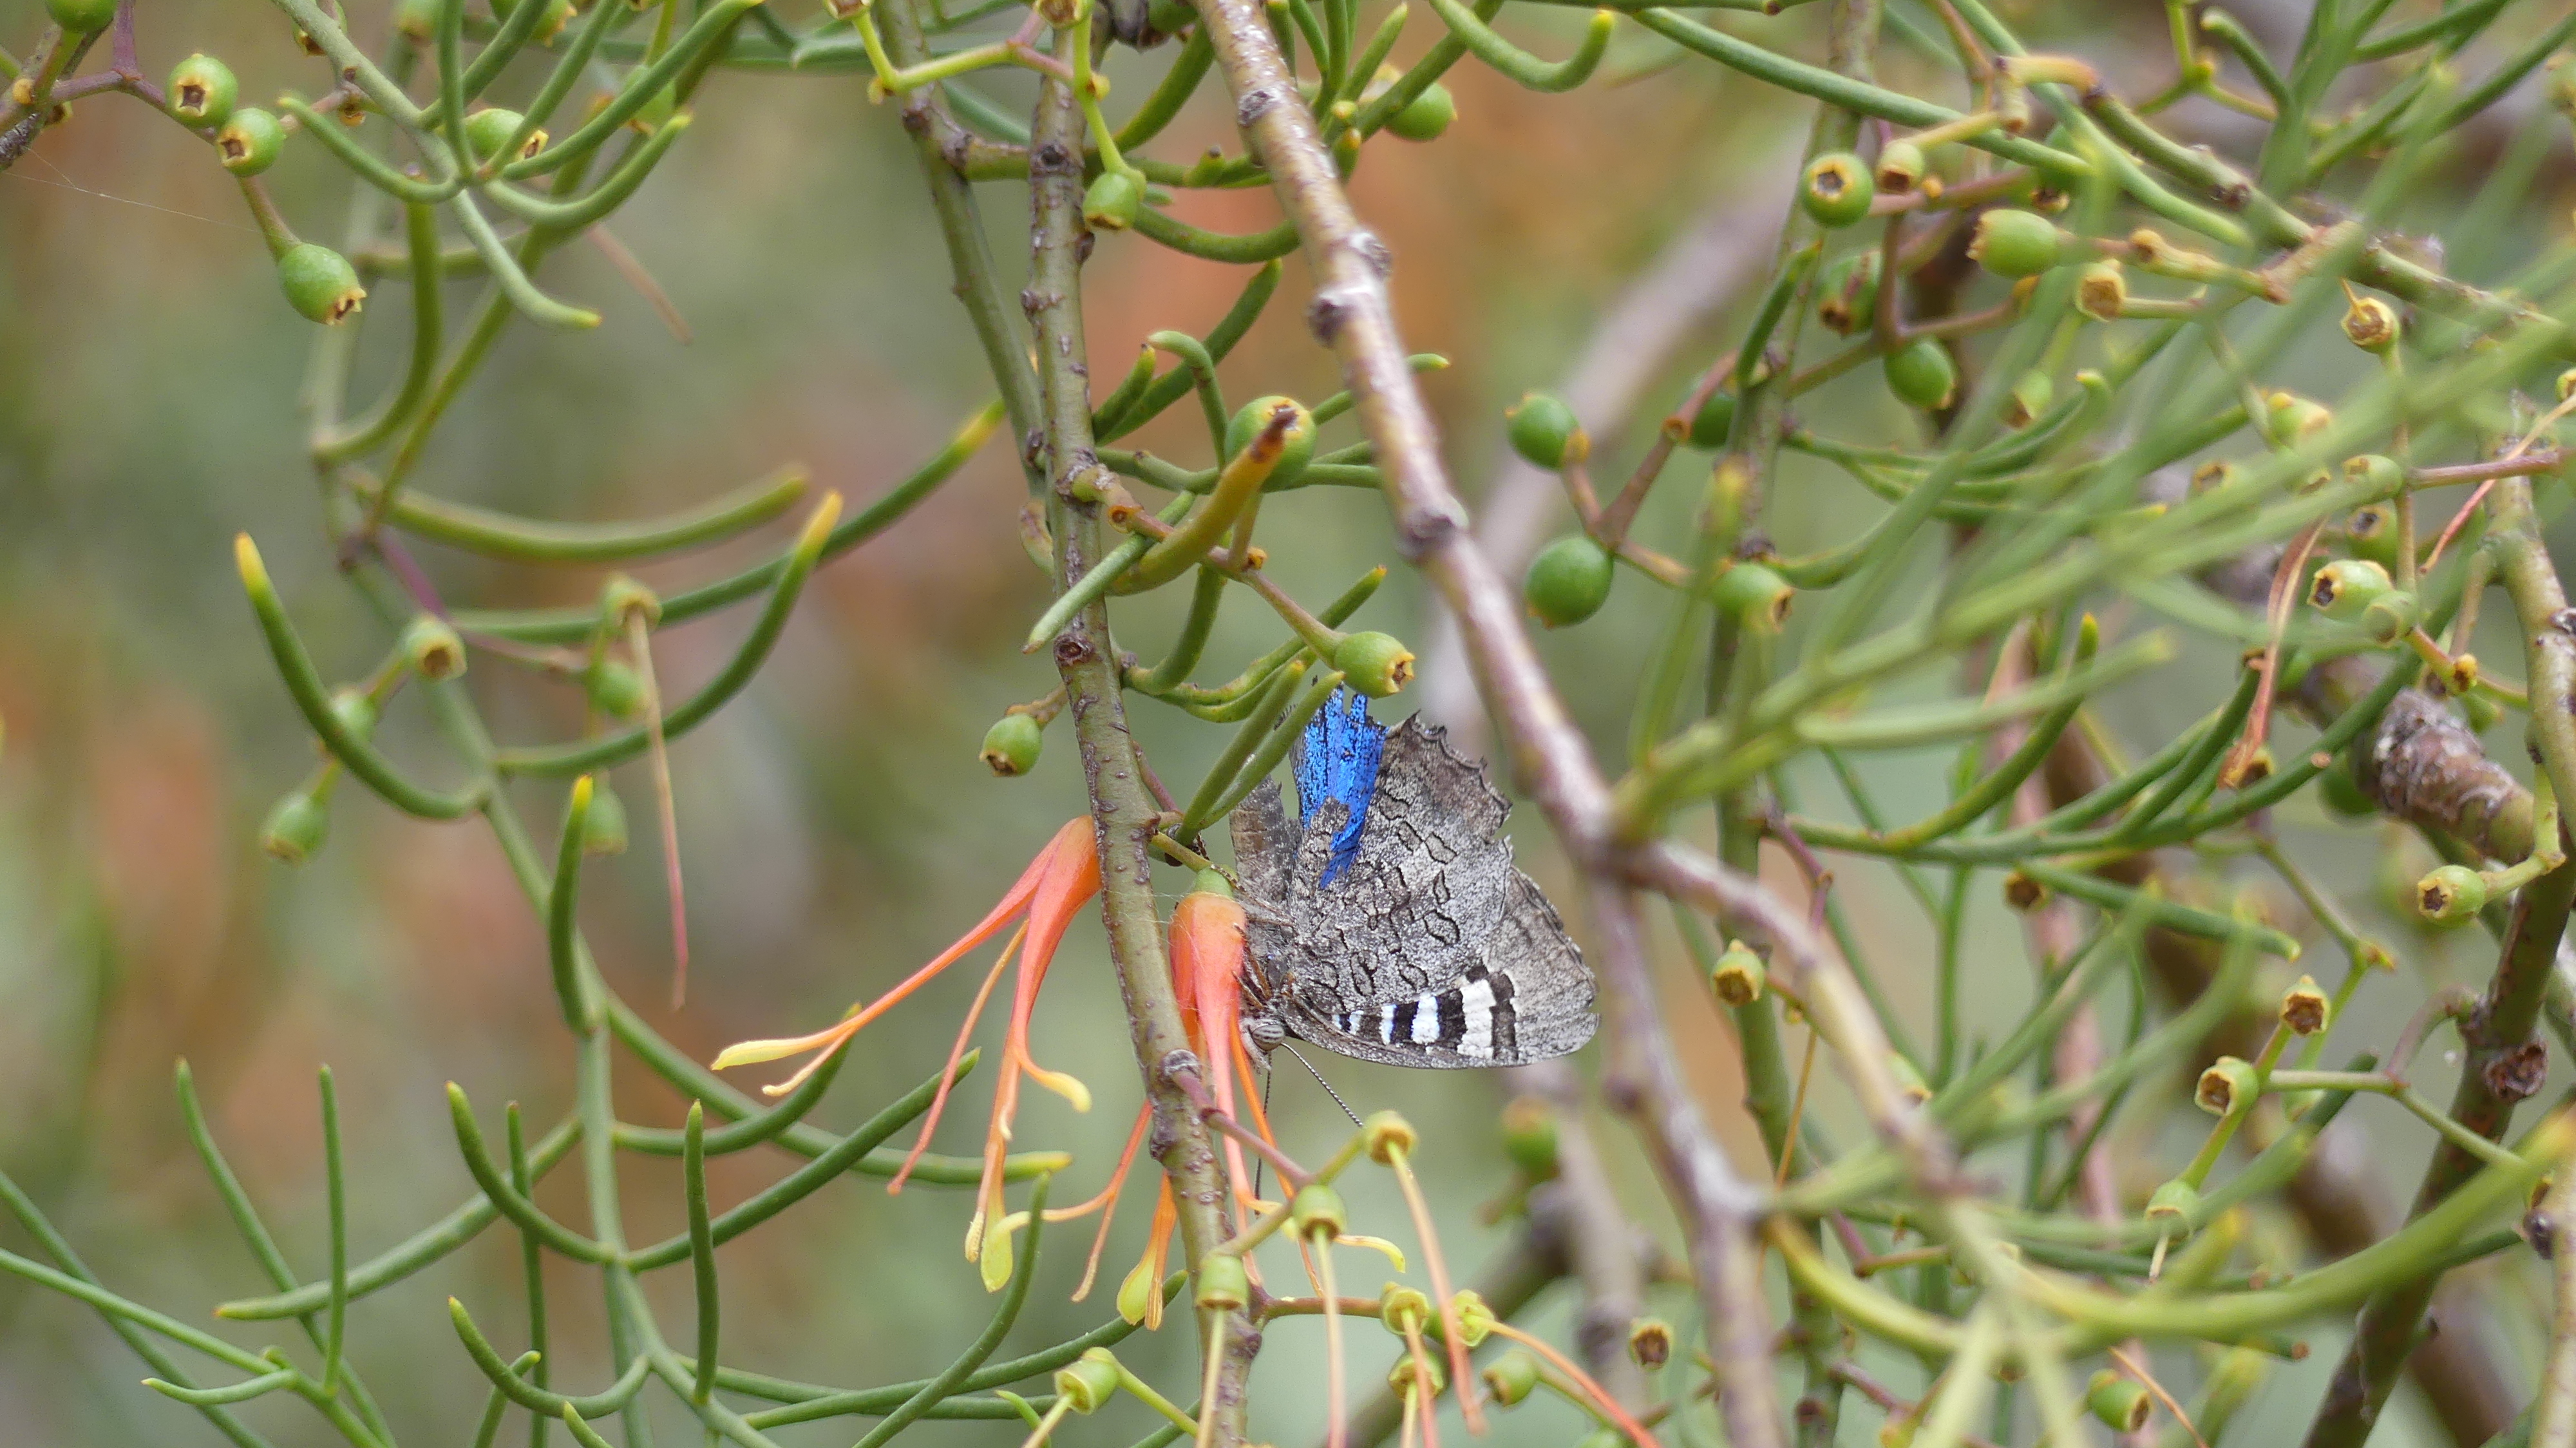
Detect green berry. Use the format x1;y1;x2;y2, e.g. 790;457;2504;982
1054;1353;1121;1415
1504;391;1585;469
1710;937;1765;1005
215;106;285;175
2416;864;2486;924
1082;169;1142;231
1482;1351;1542;1407
1798;151;1874;227
2307;558;2392;621
2195;1055;2256;1116
1499;1096;1558;1180
2267;390;2333;443
463;108;545;163
1522;534;1614;627
2004;369;2053;428
1387;81;1455;141
328;686;378;742
167;53;239;129
261;790;330;864
278;243;366;325
1193;1253;1249;1311
1224;395;1316;488
1969;207;2062;278
1875;138;1924;194
394;0;438;37
1685;388;1737;449
46;0;115;31
581;780;630;855
585;659;648;719
2361;589;2420;647
1333;631;1415;698
2087;1373;2150;1433
2145;1177;2199;1223
980;712;1045;777
1710;560;1792;630
399;612;466;680
2344;453;2404;495
1290;1181;1348;1239
1815;250;1880;335
1883;338;1958;411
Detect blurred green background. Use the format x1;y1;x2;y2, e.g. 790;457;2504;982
4;0;2575;1443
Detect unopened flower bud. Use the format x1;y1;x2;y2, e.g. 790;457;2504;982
1524;535;1614;628
1506;392;1586;468
1710;561;1793;631
1970;208;2062;278
582;780;629;856
2145;1177;2199;1223
1083;169;1143;231
2087;1371;2152;1432
2309;558;2392;621
981;712;1045;777
1884;337;1958;411
1334;631;1415;698
1482;1350;1541;1407
261;789;330;864
600;574;662;630
1363;1110;1417;1163
2418;863;2486;923
1500;1096;1560;1180
1711;938;1766;1005
1054;1351;1121;1414
1291;1181;1348;1241
328;686;378;743
1388;1352;1446;1398
1379;1284;1431;1335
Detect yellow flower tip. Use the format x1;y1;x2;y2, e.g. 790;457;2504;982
1023;1063;1092;1112
1337;1233;1407;1272
793;491;845;557
980;1212;1026;1291
571;774;595;811
234;533;271;593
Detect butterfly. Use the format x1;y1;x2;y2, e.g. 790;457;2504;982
1227;688;1597;1068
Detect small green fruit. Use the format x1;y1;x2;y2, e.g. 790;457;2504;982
2344;453;2404;495
463;108;545;163
1082;169;1142;231
2308;558;2392;621
1481;1351;1542;1407
1145;0;1195;31
582;780;630;855
2267;390;2333;443
1387;81;1455;141
1499;1096;1558;1180
1505;392;1585;469
586;660;648;719
1874;138;1924;194
278;243;366;325
980;712;1044;777
2145;1177;2199;1223
1334;631;1415;698
399;613;467;680
216;106;285;175
2465;691;2502;733
45;0;115;31
2195;1055;2256;1116
1522;534;1614;628
1054;1353;1121;1415
2416;863;2486;924
1627;1317;1674;1369
261;790;330;864
1193;1253;1249;1311
1685;388;1737;449
1884;337;1958;411
1710;560;1792;630
1815;250;1880;335
1290;1181;1348;1240
1969;207;2061;278
328;687;378;742
1799;151;1874;227
394;0;438;37
2087;1373;2151;1433
1224;395;1316;488
2004;369;2053;428
168;53;240;129
1710;937;1766;1004
2361;589;2420;647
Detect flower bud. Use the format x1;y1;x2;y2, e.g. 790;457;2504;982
1224;394;1317;488
600;573;662;630
328;686;378;742
1082;169;1143;231
981;712;1045;777
1500;1096;1559;1180
2309;558;2392;621
216;107;286;175
2361;589;2418;647
1054;1351;1121;1414
2075;258;2126;319
2195;1055;2257;1116
2266;390;2333;443
1291;1181;1348;1241
2342;293;2400;353
1710;937;1766;1005
2282;975;2330;1035
46;0;116;33
1816;251;1880;335
2002;868;2047;911
1379;1284;1431;1335
1194;1253;1250;1311
278;243;366;325
1685;388;1737;449
1628;1316;1674;1369
464;108;546;163
1363;1109;1417;1163
1969;208;2061;278
586;660;649;719
1799;152;1875;227
395;0;438;37
2087;1371;2151;1433
1710;560;1792;631
1433;1289;1494;1347
579;779;630;856
2344;501;2398;567
1506;392;1586;469
1482;1350;1541;1407
1884;337;1958;411
1524;535;1614;629
2344;452;2405;496
2446;653;2479;698
261;789;331;864
1874;138;1924;194
1387;81;1455;141
401;613;467;680
167;53;240;129
2417;863;2486;924
1334;631;1415;698
2145;1177;2199;1223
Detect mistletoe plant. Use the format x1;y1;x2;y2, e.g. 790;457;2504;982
8;0;2576;1447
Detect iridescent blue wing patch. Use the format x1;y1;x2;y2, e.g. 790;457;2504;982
1291;688;1385;888
1232;711;1596;1069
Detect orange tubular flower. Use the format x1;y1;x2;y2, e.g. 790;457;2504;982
712;816;1101;1287
1168;870;1265;1209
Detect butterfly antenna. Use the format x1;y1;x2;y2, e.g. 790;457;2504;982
1251;1066;1275;1204
1280;1041;1365;1128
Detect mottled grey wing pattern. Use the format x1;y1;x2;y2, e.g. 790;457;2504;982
1229;716;1596;1068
